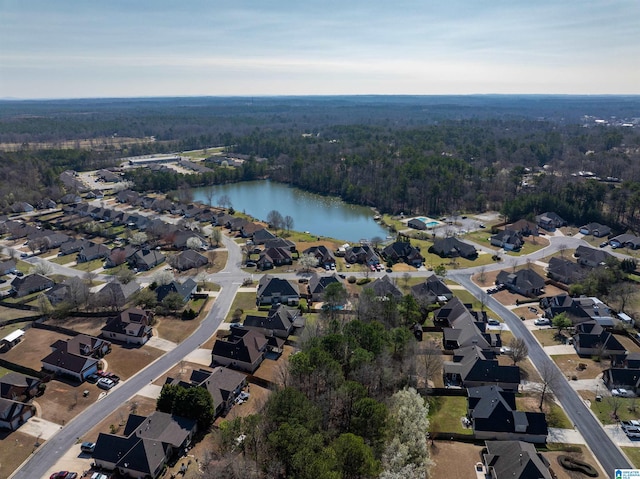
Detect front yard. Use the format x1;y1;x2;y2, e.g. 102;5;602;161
225;291;262;322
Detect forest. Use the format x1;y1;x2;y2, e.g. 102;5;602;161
1;95;640;232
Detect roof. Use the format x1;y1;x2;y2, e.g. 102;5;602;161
155;278;197;302
244;304;297;334
173;250;208;270
1;329;25;343
212;328;268;365
496;269;545;291
432;237;477;258
42;347;98;374
366;275;403;299
484;440;552;479
257;275;300;299
308;273;342;295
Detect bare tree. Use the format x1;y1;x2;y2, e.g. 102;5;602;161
267;210;284;235
421;339;443;387
608;392;624;421
210;228;222;247
30;261;53;276
508;337;529;366
402;272;411;289
204;186;216;207
84;270;98;286
218;194;232;210
371;236;384;250
558;243;568;259
478;266;487;285
538;361;561;410
283;215;294;234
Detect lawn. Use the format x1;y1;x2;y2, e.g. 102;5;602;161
621;447;640;468
503;235;550;257
551;354;608;380
225;291;262;322
49;253;76;265
0;307;36;321
154;315;204;344
72;258;104;272
0;430;38;479
206;250;227;273
584;390;640;425
428;396;472;435
531;328;568;347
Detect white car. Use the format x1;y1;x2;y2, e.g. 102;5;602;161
612;388;633;397
97;378;116;390
534;318;551;326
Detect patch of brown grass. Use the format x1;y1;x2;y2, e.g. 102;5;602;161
2;328;70;371
103;343;164;380
551;354;607;380
0;429;39;478
154;314;204;344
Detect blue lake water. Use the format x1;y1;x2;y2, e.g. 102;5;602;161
192;180;389;242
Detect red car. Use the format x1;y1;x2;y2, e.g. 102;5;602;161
50;472;78;479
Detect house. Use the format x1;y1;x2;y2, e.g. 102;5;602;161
0;398;36;431
105;245;138;268
0;372;41;401
365;275;403;300
244;304;297;338
579;222;611;238
60;193;82;204
173;230;207;250
77;242;110;263
536;212;566;230
93;411;197;478
85;189;104;199
240;222;265;238
344;244;379;265
443;348;520;391
467;385;548;443
540;294;615;327
211;328;269;373
574;245;613;268
44;277;88;306
256;275;300;306
257;247;293;270
411;275;454;304
101;308;153;345
382;241;423;267
610;234;640;250
495;269;545;297
302;245;336;268
573;321;626;358
308;273;344;302
155;278;197;303
263;238;297;252
41;339;100;382
603;368;640;394
36;198;57;210
252;228;277;245
51;334;111;359
483;440;552;478
408;218;427;230
546;257;586;285
59;238;90;256
0;259;17;275
10;201;34;213
490;229;523;251
509;219;539;237
172;249;208;271
10;273;54;297
131;249;165;271
165;367;247;418
94;280;141;308
430;237;477;259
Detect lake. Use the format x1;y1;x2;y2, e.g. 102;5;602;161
192;180;389;242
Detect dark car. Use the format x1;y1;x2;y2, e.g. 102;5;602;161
50;472;78;479
86;374;100;384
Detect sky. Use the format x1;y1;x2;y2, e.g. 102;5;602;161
1;0;639;99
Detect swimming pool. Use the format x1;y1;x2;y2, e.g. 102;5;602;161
416;217;441;227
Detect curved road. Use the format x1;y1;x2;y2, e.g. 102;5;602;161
12;233;244;479
10;229;634;477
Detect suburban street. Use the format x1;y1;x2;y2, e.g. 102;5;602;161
8;225;636;477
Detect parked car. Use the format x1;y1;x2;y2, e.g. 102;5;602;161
622;420;640;429
625;426;640;438
86;374;100;384
534;318;551;326
599;241;609;248
612;388;633;397
50;473;78;479
528;306;538;313
238;391;250;401
479;224;486;228
80;441;96;453
487;319;500;326
499;347;512;354
97;378;116;390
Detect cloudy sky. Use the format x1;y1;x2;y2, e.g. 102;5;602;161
1;0;639;98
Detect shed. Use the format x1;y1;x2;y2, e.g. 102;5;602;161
1;329;25;350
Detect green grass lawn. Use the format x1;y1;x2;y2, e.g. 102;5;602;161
0;366;11;378
621;447;640;468
531;328;565;347
591;396;640;425
428;396;472;435
504;239;549;257
72;258;104;272
225;291;262;322
546;402;573;428
50;254;76;265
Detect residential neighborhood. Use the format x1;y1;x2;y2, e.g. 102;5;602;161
1;181;639;479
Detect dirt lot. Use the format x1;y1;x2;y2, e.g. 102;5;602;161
2;328;70;371
36;378;106;424
551;354;608;381
429;440;603;479
154;314;205;344
47;316;105;337
0;429;38;479
104;343;164;380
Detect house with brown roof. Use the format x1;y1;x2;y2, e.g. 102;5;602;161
101;308;153;345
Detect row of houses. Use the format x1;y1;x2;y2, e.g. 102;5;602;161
0;372;40;431
438;297;549;443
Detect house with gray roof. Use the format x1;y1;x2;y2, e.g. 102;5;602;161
573;321;626;358
172;249;208;271
468;385;548;443
574;245;613;268
77;242;110;263
0;398;36;431
130;249;165;271
101;308;153;345
411;274;453;304
244;304;297;338
495;269;545;297
579;222;611;237
302;245;336;268
483;440;552;478
155;278;197;303
430;237;477;259
382;241;423;267
10;273;54;297
366;275;403;300
536;211;566;231
93;411;197;478
546;257;586;284
256;275;300;306
308;272;344;302
41;339;100;383
211;328;269;373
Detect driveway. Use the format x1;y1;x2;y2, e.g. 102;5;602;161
18;416;61;441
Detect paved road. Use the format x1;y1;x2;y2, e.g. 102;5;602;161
451;272;632;475
11;233;242;479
